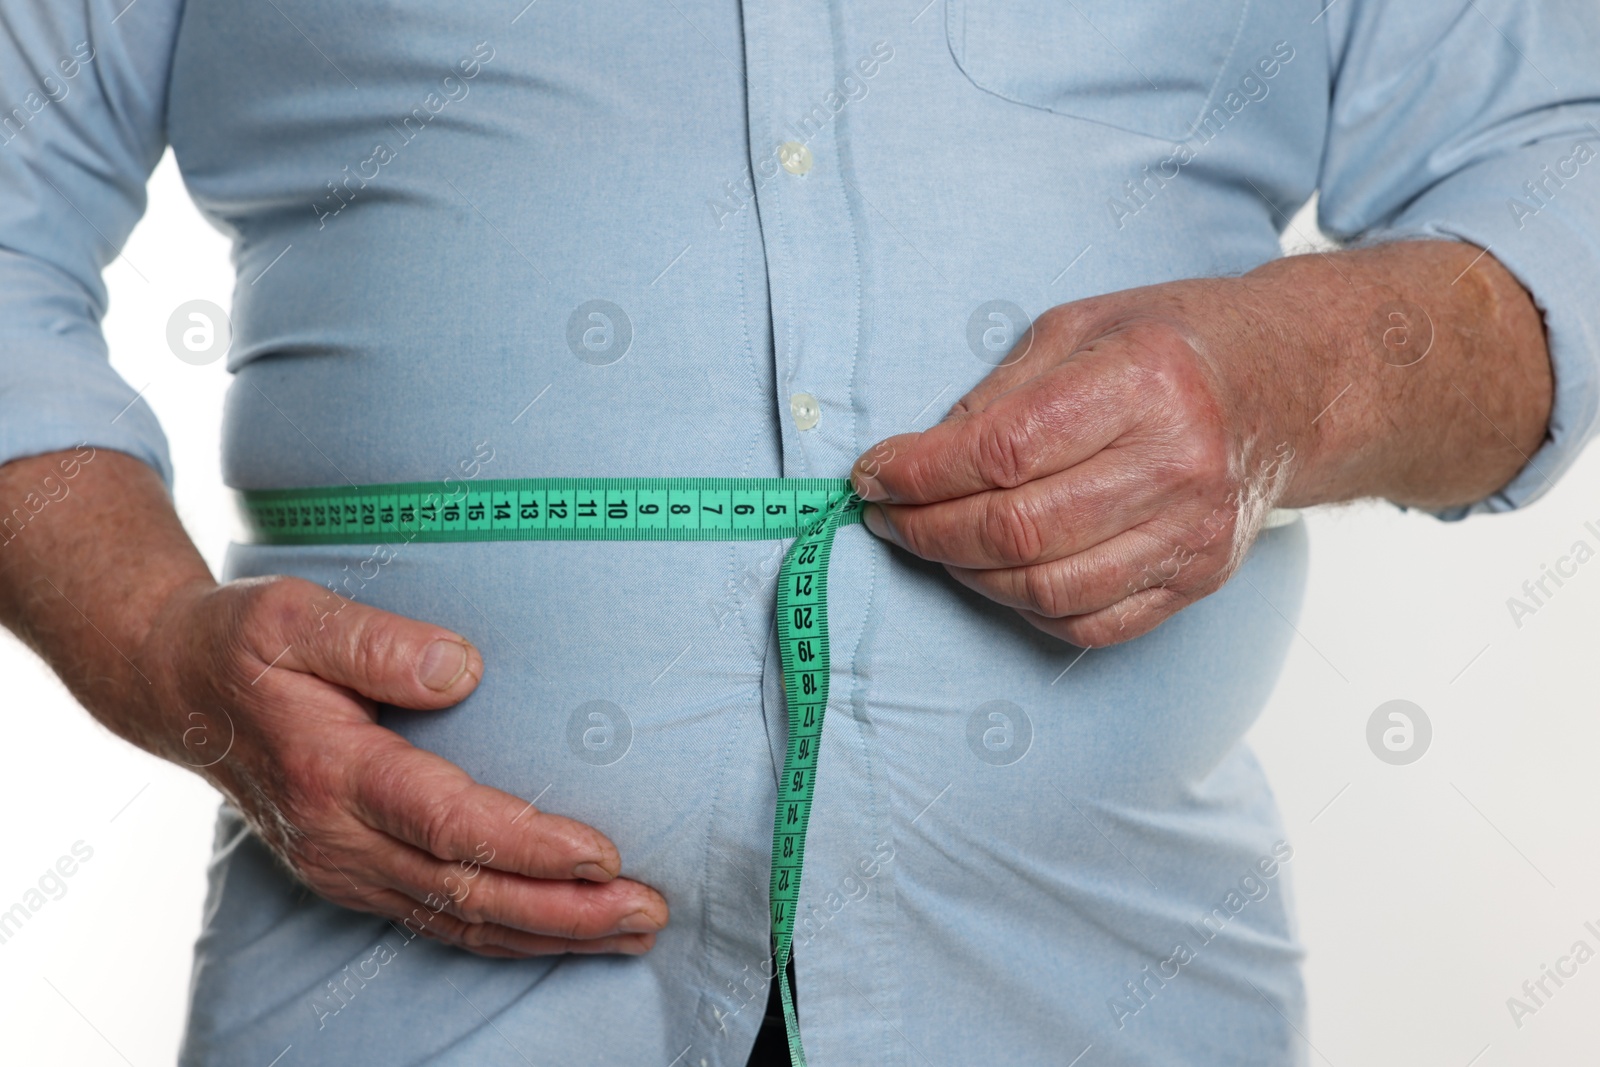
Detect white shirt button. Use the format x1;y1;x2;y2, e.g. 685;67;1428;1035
789;392;820;431
779;141;813;175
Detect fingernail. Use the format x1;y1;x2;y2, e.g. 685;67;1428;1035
617;910;665;934
616;935;654;955
573;862;613;882
862;504;897;546
853;472;886;501
420;639;470;691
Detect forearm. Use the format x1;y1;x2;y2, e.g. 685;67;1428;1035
1;447;670;951
1244;240;1553;510
0;448;214;755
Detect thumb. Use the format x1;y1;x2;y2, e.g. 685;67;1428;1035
258;578;483;709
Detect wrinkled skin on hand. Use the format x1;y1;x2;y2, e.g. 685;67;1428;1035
852;243;1550;646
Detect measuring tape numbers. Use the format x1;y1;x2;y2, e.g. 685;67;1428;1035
239;476;864;1064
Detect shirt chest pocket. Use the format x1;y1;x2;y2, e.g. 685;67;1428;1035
945;0;1252;142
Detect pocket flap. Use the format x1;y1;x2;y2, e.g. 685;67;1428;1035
946;0;1252;141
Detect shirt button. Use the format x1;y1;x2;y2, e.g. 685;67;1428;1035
789;392;820;431
779;141;813;176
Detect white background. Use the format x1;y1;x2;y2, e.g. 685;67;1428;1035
2;152;1598;1065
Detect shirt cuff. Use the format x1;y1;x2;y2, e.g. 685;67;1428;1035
0;251;173;488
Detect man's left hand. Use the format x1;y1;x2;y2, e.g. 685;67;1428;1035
851;242;1552;646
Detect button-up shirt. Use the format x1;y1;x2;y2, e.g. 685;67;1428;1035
4;2;1599;1065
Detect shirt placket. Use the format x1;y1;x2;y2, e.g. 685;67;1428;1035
741;1;865;481
739;2;897;1063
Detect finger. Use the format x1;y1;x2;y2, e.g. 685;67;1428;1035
861;451;1168;569
1017;584;1187;648
851;358;1133;505
362;887;657;957
378;839;667;940
352;735;626;881
943;518;1230;620
254;578;483;709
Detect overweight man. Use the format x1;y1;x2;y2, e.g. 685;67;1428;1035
2;2;1597;1065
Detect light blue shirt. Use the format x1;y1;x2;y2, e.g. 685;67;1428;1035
5;2;1600;1064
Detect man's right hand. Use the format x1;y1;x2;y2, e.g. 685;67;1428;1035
0;449;667;958
144;576;669;957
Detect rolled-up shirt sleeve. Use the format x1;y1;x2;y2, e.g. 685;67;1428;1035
0;0;184;485
1317;0;1600;519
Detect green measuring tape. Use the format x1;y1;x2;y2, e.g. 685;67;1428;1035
238;476;864;1064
